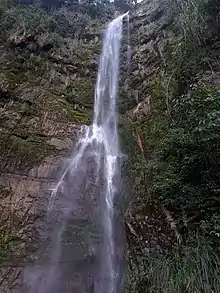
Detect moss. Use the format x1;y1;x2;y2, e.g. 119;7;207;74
66;78;93;108
0;185;20;262
64;103;92;124
5;51;47;77
0;231;14;261
0;131;58;173
0;184;11;199
74;42;100;62
5;71;27;86
88;42;101;55
0;100;37;134
37;90;92;124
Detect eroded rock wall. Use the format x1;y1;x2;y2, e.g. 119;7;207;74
0;4;104;291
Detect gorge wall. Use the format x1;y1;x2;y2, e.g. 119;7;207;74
0;4;104;291
1;0;220;292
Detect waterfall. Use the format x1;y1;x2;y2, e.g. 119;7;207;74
24;13;129;293
92;12;129;293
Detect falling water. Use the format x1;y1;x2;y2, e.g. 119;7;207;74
92;12;129;293
24;12;129;293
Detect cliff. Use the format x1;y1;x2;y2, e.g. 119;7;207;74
0;3;104;291
1;0;220;292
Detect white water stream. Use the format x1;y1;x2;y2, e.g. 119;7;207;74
24;12;129;293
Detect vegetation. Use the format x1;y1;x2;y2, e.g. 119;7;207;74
0;0;220;291
121;0;220;292
0;0;99;125
1;0;134;17
0;185;20;261
125;235;220;293
0;132;58;173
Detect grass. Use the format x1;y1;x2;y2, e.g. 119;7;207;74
125;236;220;293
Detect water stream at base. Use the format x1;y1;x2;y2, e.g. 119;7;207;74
24;13;129;293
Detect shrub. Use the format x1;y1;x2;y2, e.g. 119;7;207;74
125;235;220;293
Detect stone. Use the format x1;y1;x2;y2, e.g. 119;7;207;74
47;137;73;151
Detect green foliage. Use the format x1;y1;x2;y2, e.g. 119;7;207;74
157;85;220;229
51;7;94;37
66;79;93;108
125;235;220;293
122;7;220;293
120;0;220;239
122;84;220;238
0;2;99;41
0;185;20;261
1;0;131;21
0;231;16;261
0;4;55;39
0;132;58;172
164;0;220;97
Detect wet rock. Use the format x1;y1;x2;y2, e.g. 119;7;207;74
47;137;73;151
0;2;105;291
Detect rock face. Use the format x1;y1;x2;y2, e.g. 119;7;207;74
0;4;104;291
1;0;220;291
120;0;176;257
0;1;189;290
120;0;172;113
